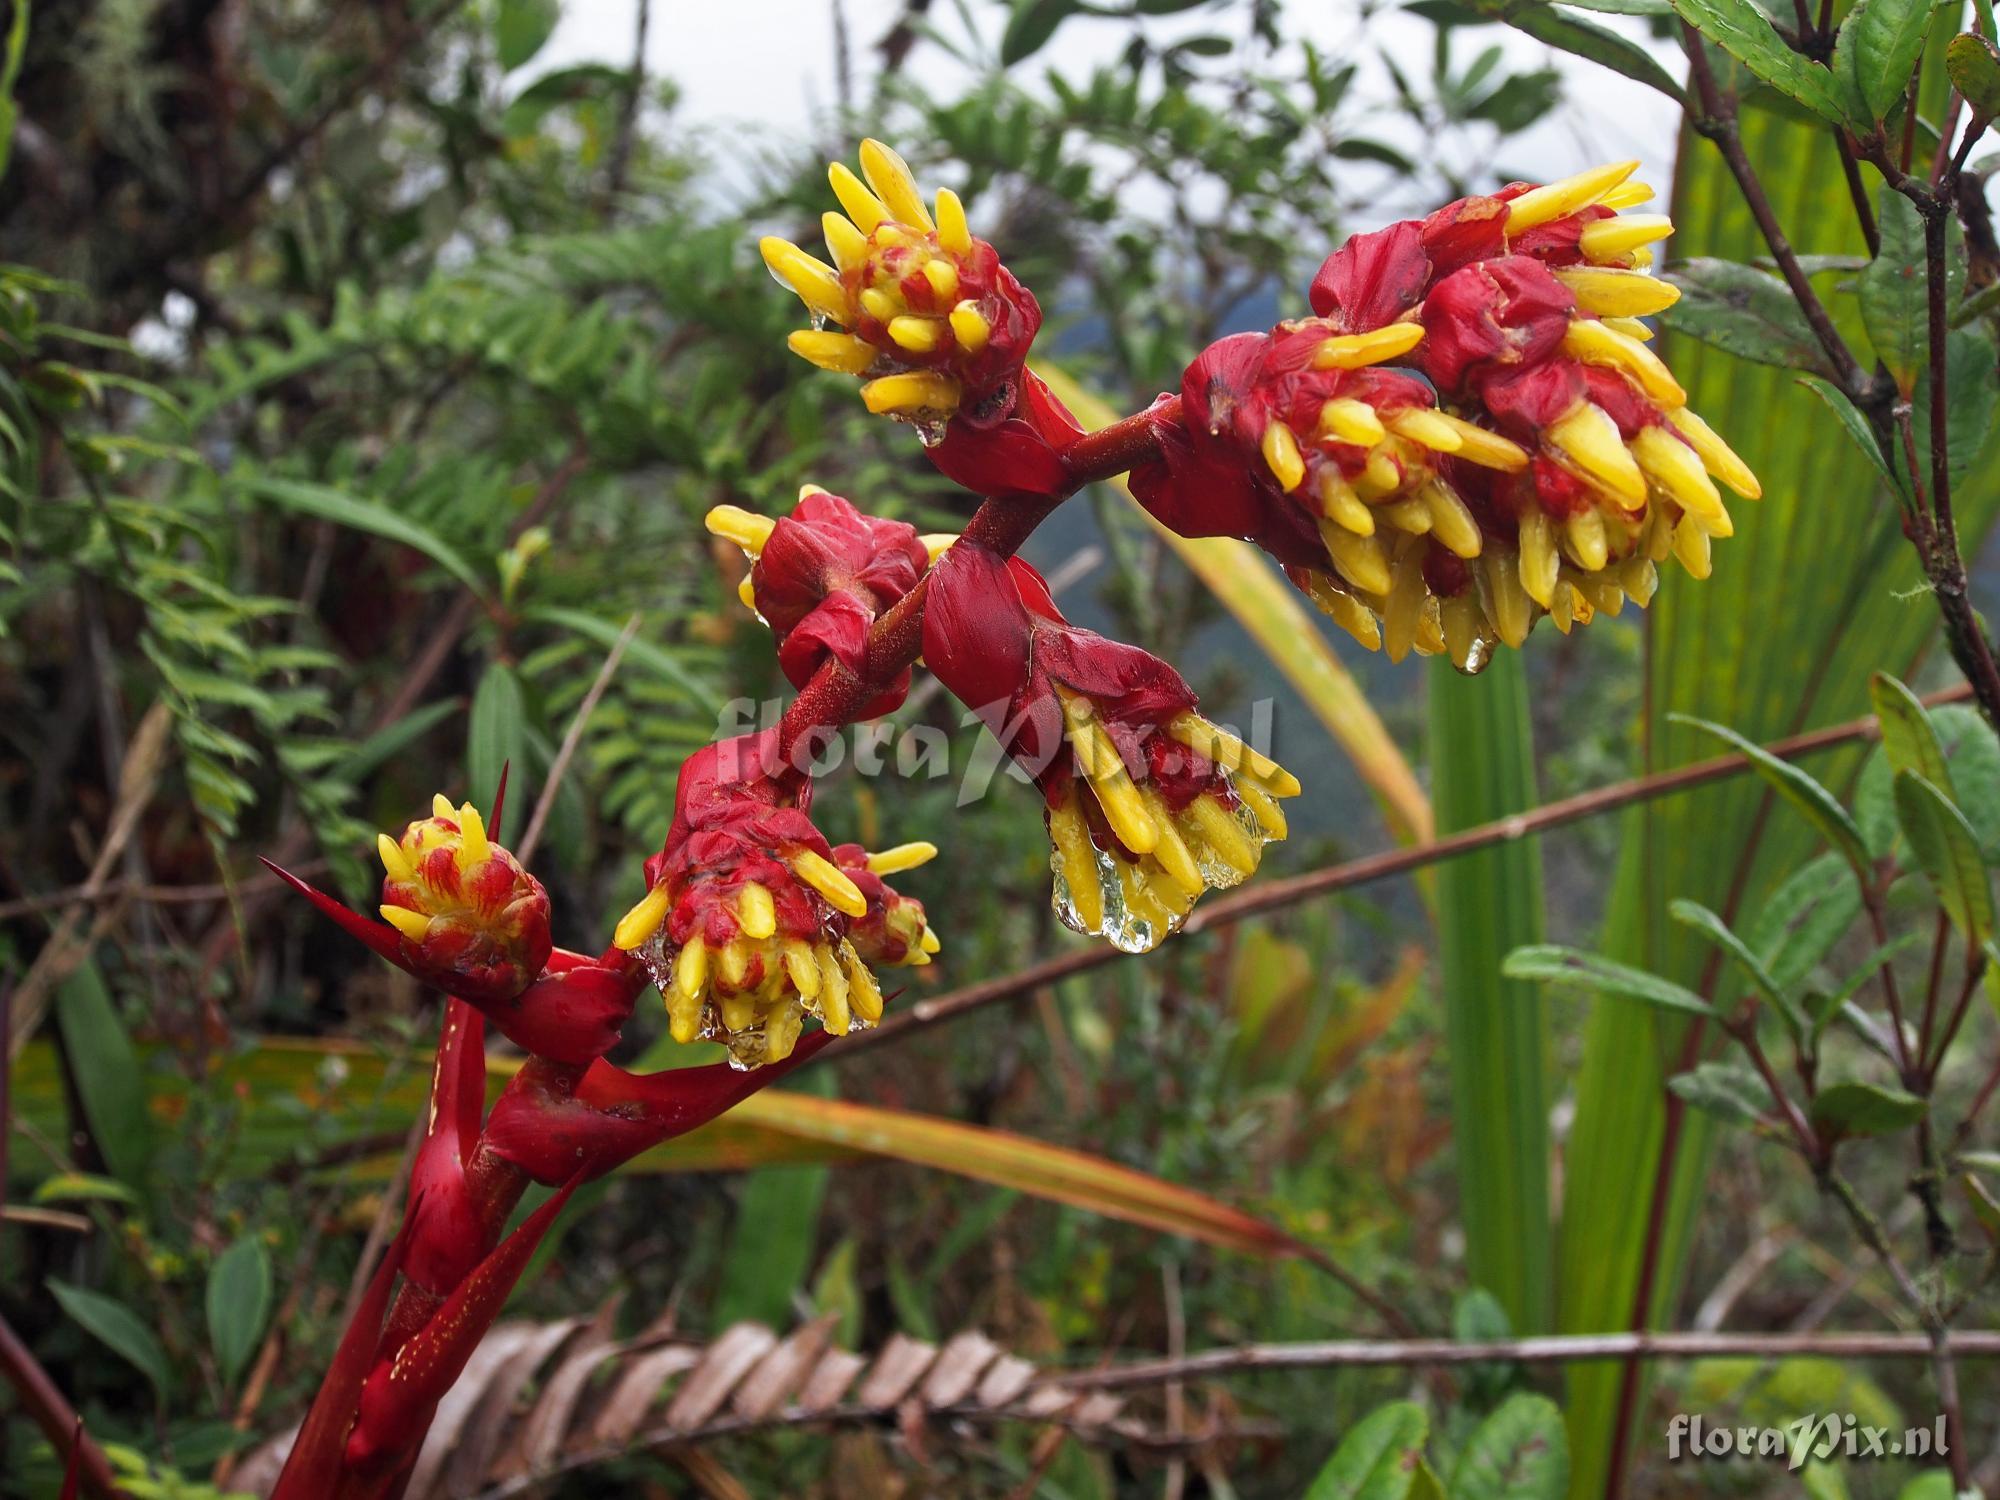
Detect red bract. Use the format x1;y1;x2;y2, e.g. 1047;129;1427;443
609;730;936;1065
708;486;931;717
922;541;1298;951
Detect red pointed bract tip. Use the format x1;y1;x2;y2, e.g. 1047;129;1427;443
608;730;937;1067
921;542;1298;953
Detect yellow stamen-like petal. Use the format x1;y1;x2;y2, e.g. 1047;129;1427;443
1547;403;1647;508
1359;447;1402;498
1505;160;1639;234
613;882;673;951
827;161;889;231
1603;316;1655;342
887;315;943;353
935;188;972;256
816;942;852;1033
920;926;942;954
922;259;959;303
1388;408;1464;454
1435;414;1530;472
1578;213;1674;262
1182;793;1260;877
717;939;751;988
377;833;414;882
1143;793;1206;898
1320;521;1393;597
1632;425;1728;532
1517;510;1560;608
737;882;777;940
1482;550;1535;648
1319;398;1386;447
380;904;430;943
858;139;933;230
1233;778;1289;839
859;287;900;324
1554;266;1680;318
788;330;877;374
666;985;704;1045
1666;406;1761;498
1299;572;1383;651
455;804;490;870
845;945;884;1023
674;935;708;999
1058;695;1157;855
822;212;869;272
785;940;821;1000
737;575;757;611
867;841;938;875
1313;322;1425;370
1439;593;1485;667
1673;514;1713;578
759;237;848;323
1381;545;1427;664
1261;421;1306;492
1048;787;1106;932
1119;861;1176;935
1421;481;1483;559
948;301;990;355
860;371;961;416
791;848;868;918
432;793;455;821
704;503;777;554
1565;507;1610;572
1620;555;1660;607
1167;713;1299;799
1561;319;1686;407
1600;181;1655;210
1317;469;1375;536
1380;497;1432;536
920;532;957;562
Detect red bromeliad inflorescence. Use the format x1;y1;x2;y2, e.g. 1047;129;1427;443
271;142;1765;1492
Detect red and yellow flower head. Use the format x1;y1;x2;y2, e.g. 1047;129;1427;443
921;541;1298;952
375;795;554;1005
1134;162;1760;667
706;485;942;718
611;731;937;1066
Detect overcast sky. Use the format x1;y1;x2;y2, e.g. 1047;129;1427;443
538;0;1687;215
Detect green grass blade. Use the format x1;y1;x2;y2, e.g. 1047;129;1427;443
1429;652;1551;1332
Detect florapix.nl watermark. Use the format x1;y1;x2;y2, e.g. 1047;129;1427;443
1666;1412;1950;1472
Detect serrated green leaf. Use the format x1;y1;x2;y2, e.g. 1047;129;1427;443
1833;0;1941;122
1661;260;1836;374
1811;1079;1927;1136
49;1280;171;1397
1449;1392;1569;1500
1305;1401;1429;1500
1893;769;1994;941
1669;0;1855;121
206;1238;274;1387
1503;945;1716;1016
1673;715;1871;876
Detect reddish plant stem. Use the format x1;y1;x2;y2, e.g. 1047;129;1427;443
0;1316;122;1499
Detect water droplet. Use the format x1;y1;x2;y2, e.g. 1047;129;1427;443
808;309;831;332
910;415;949;448
1454;634;1493;676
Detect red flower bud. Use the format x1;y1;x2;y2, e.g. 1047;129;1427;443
707;486;933;716
763;139;1043;438
922;541;1298;951
608;731;936;1066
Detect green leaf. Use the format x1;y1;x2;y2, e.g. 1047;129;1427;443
1449;1393;1569;1500
0;0;29;183
1305;1401;1429;1500
1661;260;1836;376
1870;673;1952;790
1670;899;1786;1001
1860;190;1931;389
1897;1473;1956;1500
1802;1461;1854;1500
1476;0;1685;98
1672;715;1872;877
1893;769;1994;941
1795;375;1898;488
522;606;718;713
1833;0;1941;122
1502;945;1716;1016
1810;1079;1928;1137
53;964;152;1186
236;475;486;599
496;0;561;70
49;1280;171;1397
1429;654;1550;1334
1947;30;2000;117
1914;326;1999;493
1001;0;1076;64
1669;1061;1775;1124
1668;0;1855;121
467;662;527;816
30;1172;139;1207
1750;854;1863;993
206;1239;274;1387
